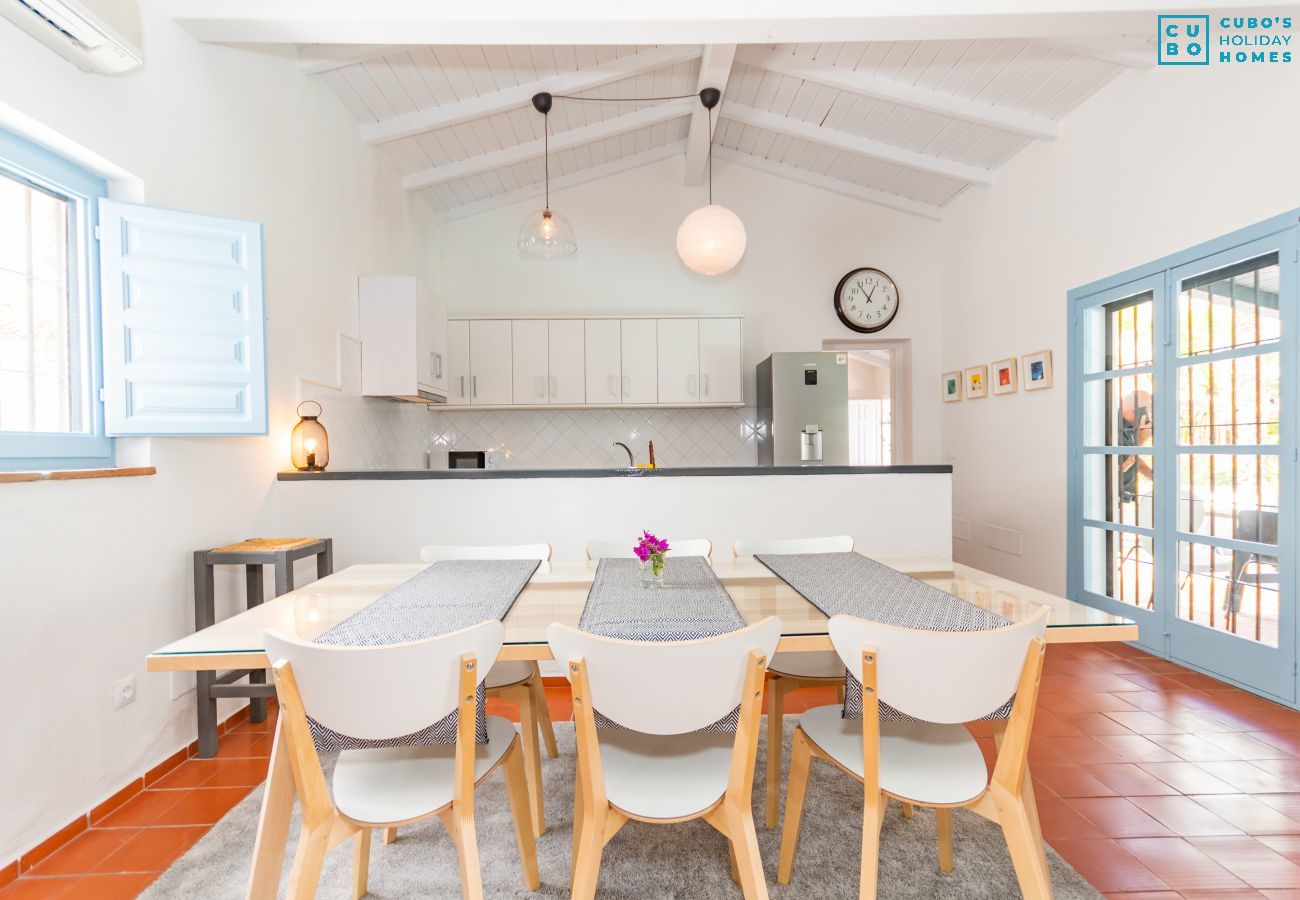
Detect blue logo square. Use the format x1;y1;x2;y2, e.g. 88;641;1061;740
1158;15;1211;65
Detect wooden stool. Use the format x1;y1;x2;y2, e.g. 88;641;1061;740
193;538;333;757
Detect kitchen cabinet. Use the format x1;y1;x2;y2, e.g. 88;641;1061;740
513;319;586;405
359;276;448;401
584;319;622;404
656;318;700;404
698;317;743;404
511;319;550;403
468;319;513;405
620;319;658;404
548;320;586;404
446;320;470;405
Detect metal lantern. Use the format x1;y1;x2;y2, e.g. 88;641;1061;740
290;400;329;472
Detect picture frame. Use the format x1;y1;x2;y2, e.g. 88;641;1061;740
1022;350;1054;391
964;365;988;399
991;358;1018;395
941;371;962;403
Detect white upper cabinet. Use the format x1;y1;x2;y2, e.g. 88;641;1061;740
446;320;470;405
698;317;743;404
548;320;586;404
620;318;658;404
584;319;622;404
468;319;512;405
360;276;448;401
656;319;700;404
511;319;550;404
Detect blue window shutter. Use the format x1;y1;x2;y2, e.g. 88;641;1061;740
98;200;267;436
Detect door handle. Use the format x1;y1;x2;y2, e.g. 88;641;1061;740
435;352;443;379
549;374;557;397
608;374;617;397
472;375;478;398
702;374;710;397
459;375;465;397
688;374;696;396
535;375;545;398
623;375;630;399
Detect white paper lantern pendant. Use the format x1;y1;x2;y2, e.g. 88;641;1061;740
677;88;746;276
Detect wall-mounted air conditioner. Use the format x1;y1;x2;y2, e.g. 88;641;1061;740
1;0;142;74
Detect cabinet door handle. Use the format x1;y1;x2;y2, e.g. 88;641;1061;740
472;375;478;398
535;375;545;398
608;374;617;397
549;374;557;397
459;375;465;397
688;374;696;396
702;374;710;397
623;375;630;399
435;352;443;379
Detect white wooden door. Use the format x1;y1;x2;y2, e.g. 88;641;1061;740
620;319;658;404
422;286;449;395
585;319;621;404
657;319;700;404
549;320;586;404
469;319;512;405
698;318;742;403
511;319;550;404
446;320;470;405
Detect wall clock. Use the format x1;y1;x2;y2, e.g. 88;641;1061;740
834;267;899;333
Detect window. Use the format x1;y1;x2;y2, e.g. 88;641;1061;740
0;127;110;469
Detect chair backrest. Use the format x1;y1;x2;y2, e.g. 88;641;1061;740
263;620;503;740
420;542;552;563
732;535;854;557
547;617;782;735
585;538;713;560
827;606;1050;724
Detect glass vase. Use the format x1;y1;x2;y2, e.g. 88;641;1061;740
640;557;665;588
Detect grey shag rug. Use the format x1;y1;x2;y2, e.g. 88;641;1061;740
141;722;1099;899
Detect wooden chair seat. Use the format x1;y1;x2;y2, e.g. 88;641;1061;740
598;729;736;820
485;661;536;689
768;650;844;679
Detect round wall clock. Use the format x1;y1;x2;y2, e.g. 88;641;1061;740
834;267;900;333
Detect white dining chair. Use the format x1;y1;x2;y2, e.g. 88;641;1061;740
731;535;855;828
261;621;539;900
777;606;1052;899
416;542;557;837
585;538;713;560
548;617;782;900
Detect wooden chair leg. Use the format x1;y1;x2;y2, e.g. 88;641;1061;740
859;790;884;900
836;682;846;704
935;807;954;872
765;677;788;829
777;728;813;885
528;670;559;759
726;809;770;900
570;769;585;891
439;805;485;900
286;820;332;900
501;740;542;890
381;827;398;845
352;828;371;899
996;793;1052;900
728;838;741;885
570;801;606;900
901;802;915;820
248;721;296;900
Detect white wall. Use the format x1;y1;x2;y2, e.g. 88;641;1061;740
436;157;945;462
940;62;1300;594
0;1;437;866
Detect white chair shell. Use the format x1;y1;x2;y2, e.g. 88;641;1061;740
585;538;712;560
732;535;854;557
420;542;551;563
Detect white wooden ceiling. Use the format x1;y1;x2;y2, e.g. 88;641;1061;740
302;38;1147;221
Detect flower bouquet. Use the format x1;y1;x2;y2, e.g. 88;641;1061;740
634;531;670;587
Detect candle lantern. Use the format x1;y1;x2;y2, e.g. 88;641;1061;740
290;400;329;472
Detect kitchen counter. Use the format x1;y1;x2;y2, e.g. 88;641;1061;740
277;464;952;481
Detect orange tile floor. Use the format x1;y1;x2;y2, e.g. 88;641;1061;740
4;641;1300;899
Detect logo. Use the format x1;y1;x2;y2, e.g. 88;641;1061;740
1159;14;1210;64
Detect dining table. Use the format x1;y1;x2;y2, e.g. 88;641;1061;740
144;552;1136;898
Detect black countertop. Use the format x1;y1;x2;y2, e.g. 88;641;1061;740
277;465;952;481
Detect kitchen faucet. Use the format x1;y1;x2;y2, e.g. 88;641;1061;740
612;442;634;467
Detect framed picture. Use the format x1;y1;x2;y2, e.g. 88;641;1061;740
964;365;988;399
1022;350;1054;391
992;358;1018;395
941;371;962;403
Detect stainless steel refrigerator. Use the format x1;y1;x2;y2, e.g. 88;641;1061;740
756;352;849;466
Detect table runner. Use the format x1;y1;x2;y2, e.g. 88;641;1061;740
310;558;540;751
582;556;744;731
754;552;1014;722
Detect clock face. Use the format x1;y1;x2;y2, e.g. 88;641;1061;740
834;267;900;333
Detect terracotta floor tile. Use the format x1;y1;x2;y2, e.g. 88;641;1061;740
201;758;272;788
1050;839;1169;893
1191;795;1300;835
1041;674;1143;694
1032;764;1118;798
1062;712;1138;736
0;876;81;899
1104;711;1191;735
23;831;139;877
1200;731;1299;761
1261;889;1300;900
1101;893;1181;900
1248;757;1300;782
1178;891;1266;900
1255;835;1300;863
1197;762;1298;795
148;760;221;790
94;827;207;873
1138;761;1241;795
1148;732;1244;762
211;732;272;758
1083;764;1181;797
1185;835;1300;889
59;873;157;899
1117;837;1248;892
1258;795;1300;819
1250;732;1300;757
1029;735;1127;765
1121;691;1188;713
1092;735;1183;764
93;791;184;829
1032;711;1086;737
151;788;253;826
1036;799;1106;841
1131;796;1244;837
1066;798;1174;838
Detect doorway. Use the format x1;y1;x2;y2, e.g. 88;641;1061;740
823;338;912;465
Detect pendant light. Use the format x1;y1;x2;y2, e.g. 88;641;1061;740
518;91;577;257
676;88;746;276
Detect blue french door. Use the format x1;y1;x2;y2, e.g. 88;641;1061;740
1069;214;1298;705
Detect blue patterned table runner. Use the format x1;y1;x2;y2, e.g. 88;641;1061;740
310;558;540;750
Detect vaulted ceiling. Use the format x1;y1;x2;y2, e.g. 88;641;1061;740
295;36;1152;222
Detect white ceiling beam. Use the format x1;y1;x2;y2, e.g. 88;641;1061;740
297;44;406;74
723;104;994;186
713;147;943;221
171;0;1285;45
734;47;1058;140
683;44;737;186
403;103;691;191
436;141;685;223
1036;37;1154;68
361;45;700;146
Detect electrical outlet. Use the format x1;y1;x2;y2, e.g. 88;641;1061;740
111;675;137;711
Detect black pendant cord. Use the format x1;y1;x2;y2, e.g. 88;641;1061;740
544;111;549;210
708;105;714;206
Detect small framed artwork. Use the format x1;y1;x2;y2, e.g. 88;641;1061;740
1022;350;1054;391
965;365;988;399
992;358;1018;395
942;371;962;403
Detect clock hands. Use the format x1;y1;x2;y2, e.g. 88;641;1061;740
857;280;875;305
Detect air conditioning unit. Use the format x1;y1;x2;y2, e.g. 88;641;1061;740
1;0;142;74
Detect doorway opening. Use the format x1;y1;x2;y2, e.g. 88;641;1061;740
823;338;912;465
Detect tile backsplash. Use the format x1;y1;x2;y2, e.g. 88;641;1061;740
300;338;761;470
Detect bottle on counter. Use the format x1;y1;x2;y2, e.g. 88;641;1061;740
648;440;656;469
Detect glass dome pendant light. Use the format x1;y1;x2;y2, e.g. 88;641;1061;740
518;91;577;257
676;87;747;276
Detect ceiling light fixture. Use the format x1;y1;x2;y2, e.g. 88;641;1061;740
676;87;746;276
518;91;577;258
